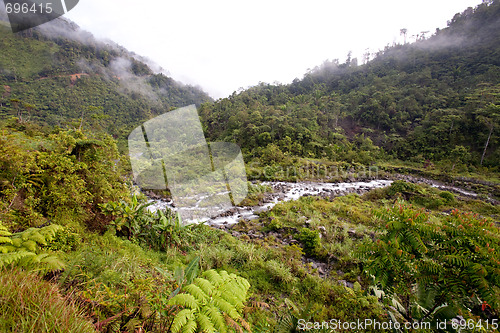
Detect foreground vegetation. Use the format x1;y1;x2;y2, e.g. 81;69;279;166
0;123;499;332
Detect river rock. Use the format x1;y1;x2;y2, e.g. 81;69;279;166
253;206;269;214
338;280;354;289
268;232;280;238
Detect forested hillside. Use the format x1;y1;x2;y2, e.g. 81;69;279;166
199;0;500;169
0;11;212;141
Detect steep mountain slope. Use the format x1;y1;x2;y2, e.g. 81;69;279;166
0;11;212;139
199;0;500;169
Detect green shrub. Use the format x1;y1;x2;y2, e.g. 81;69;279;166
264;259;296;284
43;227;81;252
266;216;283;231
0;129;129;229
296;228;320;256
99;194;154;239
438;191;455;203
387;180;418;197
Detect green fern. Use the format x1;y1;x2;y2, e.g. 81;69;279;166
0;250;35;267
168;269;251;333
358;202;500;321
0;223;13;253
0;221;65;273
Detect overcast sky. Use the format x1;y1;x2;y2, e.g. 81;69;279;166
65;0;484;99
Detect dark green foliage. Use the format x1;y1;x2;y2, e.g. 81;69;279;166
197;1;500;170
0;127;130;229
145;210;194;251
438;190;455;203
358;201;500;325
99;196;200;251
99;194;154;239
296;228;321;256
387;180;419;197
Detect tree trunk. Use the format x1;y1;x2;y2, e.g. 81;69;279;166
480;126;493;165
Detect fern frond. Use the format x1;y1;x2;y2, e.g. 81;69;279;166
194;277;215;296
170;309;195;333
11;238;22;247
20;228;36;241
213;298;239;319
0;245;11;253
28;231;47;245
203;269;223;286
22;240;38;252
171;269;250;333
39;254;65;271
0;224;10;235
238;318;251;332
184;284;209;304
204;305;226;333
0;237;12;245
442;254;468;267
219;270;230;281
40;224;63;241
169;294;199;310
196;313;216;333
30;252;49;264
0;250;35;267
181;319;197;333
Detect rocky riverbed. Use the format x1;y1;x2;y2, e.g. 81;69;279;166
147;179;393;226
144;175;496;280
146;174;495;227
